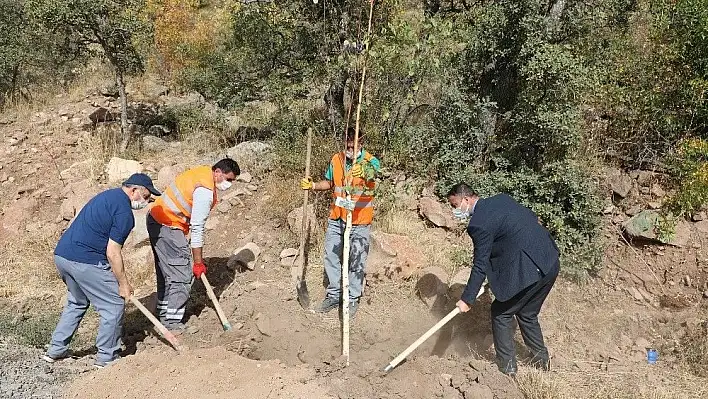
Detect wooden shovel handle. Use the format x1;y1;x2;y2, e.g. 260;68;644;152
201;274;232;331
299;128;312;275
129;296;181;351
383;307;461;372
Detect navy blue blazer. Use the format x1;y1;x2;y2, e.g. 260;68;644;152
461;193;560;304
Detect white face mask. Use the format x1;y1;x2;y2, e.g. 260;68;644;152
216;180;232;191
131;200;148;210
452;200;471;221
346;149;361;160
130;190;148;210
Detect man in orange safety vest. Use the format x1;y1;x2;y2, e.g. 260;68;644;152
301;128;380;318
147;158;239;332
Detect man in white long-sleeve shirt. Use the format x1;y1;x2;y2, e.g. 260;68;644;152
147;158;239;332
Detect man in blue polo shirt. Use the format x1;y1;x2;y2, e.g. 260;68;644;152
43;173;160;368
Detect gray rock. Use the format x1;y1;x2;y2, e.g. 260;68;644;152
609;170;633;198
280;248;298;259
636;170;655;186
651;183;666;198
625;205;642;216
237;172;253;183
141;135;168;152
106;157;143;183
228;242;261;270
216;201;232;214
226;141;275;174
157;164;186;190
623;211;660;242
88;107;116;123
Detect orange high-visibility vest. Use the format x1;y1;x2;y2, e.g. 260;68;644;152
150;165;218;234
329;151;376;225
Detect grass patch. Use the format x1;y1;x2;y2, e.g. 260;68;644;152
0;308;59;348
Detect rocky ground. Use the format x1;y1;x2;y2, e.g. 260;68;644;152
1;80;708;398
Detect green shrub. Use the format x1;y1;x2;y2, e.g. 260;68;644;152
450;161;603;280
664;138;708;218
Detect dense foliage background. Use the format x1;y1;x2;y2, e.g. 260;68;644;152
1;0;706;278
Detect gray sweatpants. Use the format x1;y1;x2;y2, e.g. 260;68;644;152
147;214;193;330
324;218;371;302
47;255;124;364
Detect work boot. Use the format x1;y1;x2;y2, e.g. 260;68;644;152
497;357;517;376
531;357;551;371
313;296;339;313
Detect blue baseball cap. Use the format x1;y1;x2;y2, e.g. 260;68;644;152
123;173;161;196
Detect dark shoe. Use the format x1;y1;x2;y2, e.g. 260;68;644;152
497;358;517;376
313;297;340;313
531;357;551;371
349;300;359;320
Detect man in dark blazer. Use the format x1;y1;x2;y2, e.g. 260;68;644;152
447;182;560;376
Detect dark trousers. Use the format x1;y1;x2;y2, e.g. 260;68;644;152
491;262;559;374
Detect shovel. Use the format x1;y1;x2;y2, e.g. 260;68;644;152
201;274;232;331
296;128;313;309
382;285;486;373
129;296;181;351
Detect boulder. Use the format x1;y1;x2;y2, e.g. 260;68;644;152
623;210;692;246
280;248;298;267
163;92;205;110
59;159;93;181
226;141;275;174
88;107;116;123
106;157;143;183
156;164;186;190
623;210;661;242
287;205;316;238
0;198;38;236
418;197;455;228
141;135;168;152
416;266;450;310
60;185;102;221
651;183;666;198
608;170;633;198
636;170;655;186
671;220;692;247
125;208;150;248
370;231;426;280
448;268;471;300
237;172;253;183
216;201;232;214
98;81;119;97
228;242;261;270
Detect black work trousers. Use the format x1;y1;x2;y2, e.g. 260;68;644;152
491;262;559;374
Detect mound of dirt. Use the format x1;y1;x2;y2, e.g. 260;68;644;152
64;347;332;399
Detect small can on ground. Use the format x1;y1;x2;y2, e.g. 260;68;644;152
647;349;658;364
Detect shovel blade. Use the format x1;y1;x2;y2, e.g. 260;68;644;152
296;279;310;309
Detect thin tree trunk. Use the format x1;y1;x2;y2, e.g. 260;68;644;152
116;69;130;153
